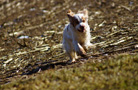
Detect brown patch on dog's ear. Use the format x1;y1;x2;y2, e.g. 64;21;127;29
67;9;72;14
67;9;74;17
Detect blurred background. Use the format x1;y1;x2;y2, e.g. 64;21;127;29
0;0;138;85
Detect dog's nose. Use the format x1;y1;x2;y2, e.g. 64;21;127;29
80;25;85;30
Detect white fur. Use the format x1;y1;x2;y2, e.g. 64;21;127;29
63;12;92;63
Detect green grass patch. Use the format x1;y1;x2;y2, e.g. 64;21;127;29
1;54;138;90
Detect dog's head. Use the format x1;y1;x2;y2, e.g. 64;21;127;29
67;9;89;33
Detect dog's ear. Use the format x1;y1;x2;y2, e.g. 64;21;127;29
67;9;74;17
82;9;88;22
67;9;75;23
83;9;88;18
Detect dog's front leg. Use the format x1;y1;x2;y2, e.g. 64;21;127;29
73;41;86;56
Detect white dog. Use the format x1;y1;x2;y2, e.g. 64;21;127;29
63;9;92;63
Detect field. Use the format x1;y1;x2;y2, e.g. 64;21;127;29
0;0;138;90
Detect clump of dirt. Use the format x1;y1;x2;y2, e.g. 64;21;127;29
0;0;138;84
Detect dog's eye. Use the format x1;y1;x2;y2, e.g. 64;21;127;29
74;19;79;24
82;17;85;22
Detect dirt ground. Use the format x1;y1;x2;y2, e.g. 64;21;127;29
0;0;138;85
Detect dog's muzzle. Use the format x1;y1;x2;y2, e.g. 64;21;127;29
78;25;85;32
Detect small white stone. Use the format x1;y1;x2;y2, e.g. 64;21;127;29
135;45;138;48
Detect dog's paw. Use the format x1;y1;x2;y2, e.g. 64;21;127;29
88;43;96;49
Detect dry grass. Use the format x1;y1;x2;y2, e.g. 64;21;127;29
0;0;138;89
1;53;138;90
